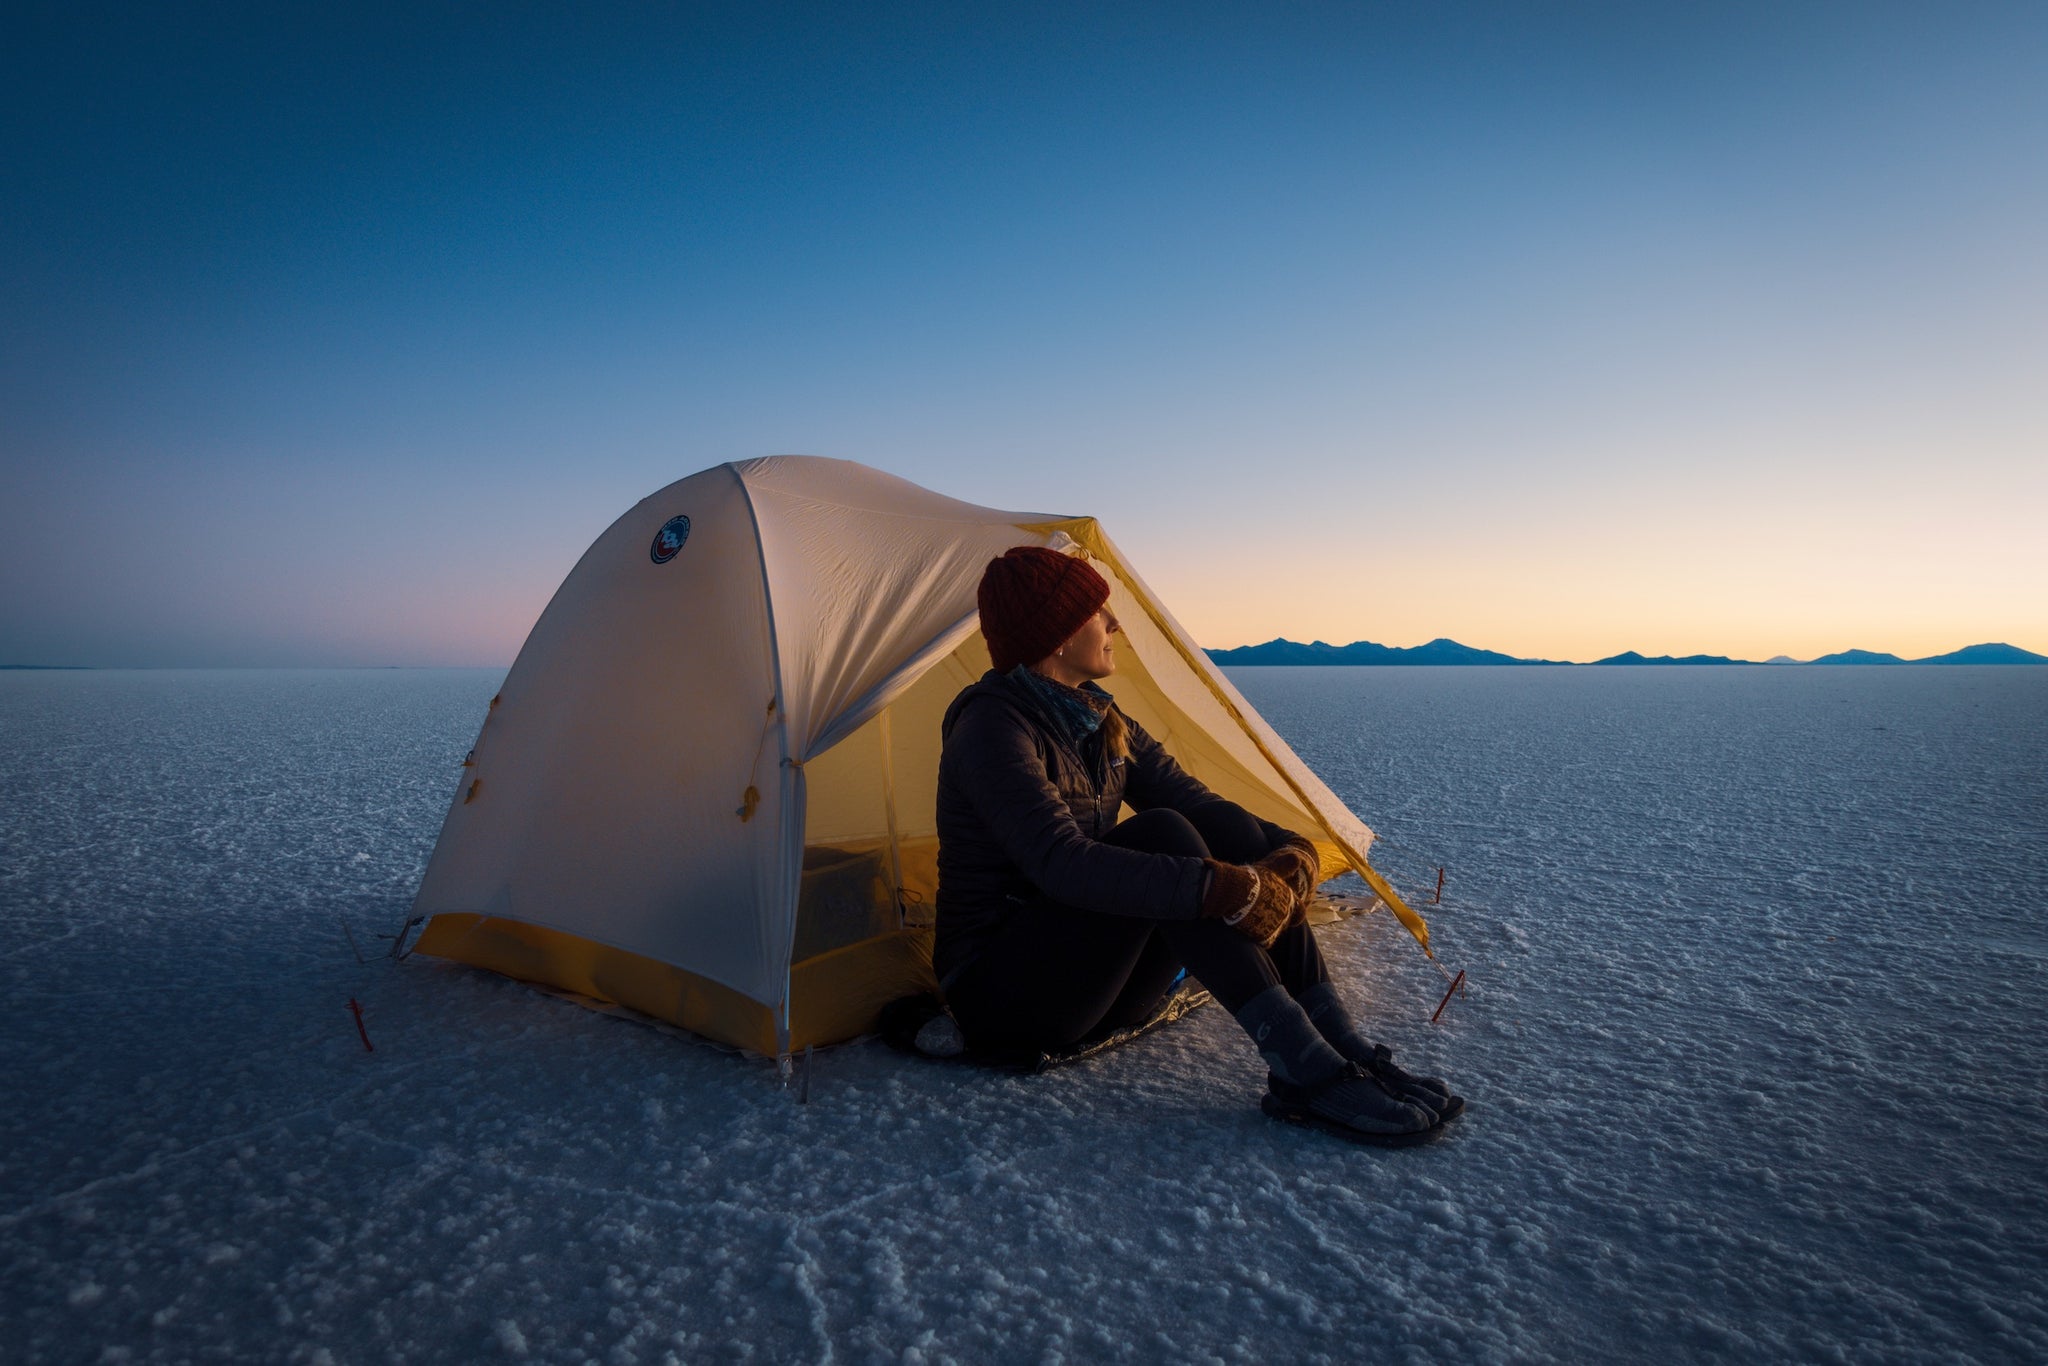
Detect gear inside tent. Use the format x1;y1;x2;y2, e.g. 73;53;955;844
411;457;1431;1059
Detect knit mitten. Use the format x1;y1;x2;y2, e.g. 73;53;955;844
1256;834;1322;913
1201;861;1294;948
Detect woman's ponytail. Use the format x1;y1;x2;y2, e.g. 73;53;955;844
1102;707;1130;763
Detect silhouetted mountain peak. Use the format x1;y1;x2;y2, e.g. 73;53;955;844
1913;642;2048;665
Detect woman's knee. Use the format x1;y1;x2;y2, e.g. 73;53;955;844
1102;807;1210;858
1185;803;1270;863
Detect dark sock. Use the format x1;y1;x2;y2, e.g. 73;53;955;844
1234;985;1347;1085
1297;981;1377;1064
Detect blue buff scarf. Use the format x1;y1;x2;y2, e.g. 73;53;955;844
1009;665;1115;748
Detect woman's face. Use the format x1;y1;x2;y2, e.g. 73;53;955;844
1042;607;1120;684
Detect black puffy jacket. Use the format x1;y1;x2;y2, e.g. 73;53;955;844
932;669;1286;986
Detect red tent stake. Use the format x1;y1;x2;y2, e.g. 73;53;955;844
1429;970;1466;1025
348;998;375;1052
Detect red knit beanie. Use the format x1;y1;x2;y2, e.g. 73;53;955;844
977;546;1112;673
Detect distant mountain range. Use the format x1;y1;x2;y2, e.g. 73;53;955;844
8;641;2043;672
1205;639;2048;666
1202;637;1544;667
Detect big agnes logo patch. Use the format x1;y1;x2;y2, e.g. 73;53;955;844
649;515;692;564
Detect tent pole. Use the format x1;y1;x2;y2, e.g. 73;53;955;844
876;709;906;925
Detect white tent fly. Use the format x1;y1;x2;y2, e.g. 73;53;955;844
411;456;1429;1058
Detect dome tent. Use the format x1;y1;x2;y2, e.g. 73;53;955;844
412;457;1430;1060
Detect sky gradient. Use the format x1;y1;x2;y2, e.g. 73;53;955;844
4;2;2044;666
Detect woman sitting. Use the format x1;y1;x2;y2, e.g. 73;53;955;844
934;546;1463;1145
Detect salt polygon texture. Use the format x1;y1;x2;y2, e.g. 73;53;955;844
2;665;2043;1363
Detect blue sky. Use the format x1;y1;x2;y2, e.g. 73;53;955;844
4;2;2044;665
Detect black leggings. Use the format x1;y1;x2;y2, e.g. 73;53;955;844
944;805;1332;1054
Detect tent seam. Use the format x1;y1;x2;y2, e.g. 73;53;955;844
728;463;801;1050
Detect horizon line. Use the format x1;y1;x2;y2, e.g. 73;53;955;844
9;637;2047;672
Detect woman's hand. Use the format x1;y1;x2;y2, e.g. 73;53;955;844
1256;835;1322;917
1201;861;1296;948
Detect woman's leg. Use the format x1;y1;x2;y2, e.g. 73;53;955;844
1118;808;1458;1126
1182;803;1335;998
948;809;1242;1049
1266;919;1332;997
1182;802;1269;862
946;807;1381;1094
1089;810;1333;1028
1088;810;1221;1032
944;898;1165;1052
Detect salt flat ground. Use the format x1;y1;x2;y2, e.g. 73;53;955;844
2;665;2044;1365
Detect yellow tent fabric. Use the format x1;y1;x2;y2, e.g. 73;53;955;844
412;456;1428;1057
